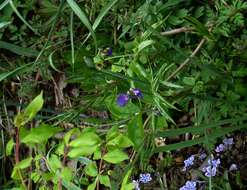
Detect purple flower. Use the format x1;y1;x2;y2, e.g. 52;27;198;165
229;164;238;171
208;158;221;168
183;155;195;171
131;88;143;98
116;94;129;106
199;153;207;160
106;48;112;56
223;137;234;146
203;166;217;177
139;173;152;184
180;181;197;190
202;158;220;177
215;144;225;153
132;180;140;190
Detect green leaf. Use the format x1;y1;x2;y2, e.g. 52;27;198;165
127;115;144;151
120;168;134;190
0;21;11;29
61;167;73;181
14;92;44;127
6;138;15;156
9;0;38;34
103;149;129;164
66;0;97;49
87;180;97;190
85;162;98;177
107;134;133;148
64;128;80;145
15;157;32;169
62;180;82;190
68;145;98;158
105;95;140;119
69;131;101;147
0;0;11;10
92;0;118;30
22;124;62;144
99;175;111;187
0;41;38;57
137;40;155;53
47;154;62;172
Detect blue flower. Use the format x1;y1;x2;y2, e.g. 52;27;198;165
203;166;217;177
202;158;220;177
116;94;129;106
131;88;143;98
106;48;112;56
199;153;207;160
215;144;225;153
139;173;152;184
180;181;197;190
183;155;195;171
223;137;234;146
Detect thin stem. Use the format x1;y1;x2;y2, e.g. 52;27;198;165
166;38;206;81
160;27;193;36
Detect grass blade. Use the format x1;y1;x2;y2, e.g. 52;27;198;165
0;21;11;29
92;0;118;30
0;40;38;57
9;0;38;35
155;117;247;138
66;0;97;49
154;124;247;152
0;63;33;82
70;11;75;72
0;0;10;10
48;51;63;73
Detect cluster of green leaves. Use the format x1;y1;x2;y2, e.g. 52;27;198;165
1;0;247;189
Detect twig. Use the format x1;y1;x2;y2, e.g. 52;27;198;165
166;38;206;81
160;27;193;36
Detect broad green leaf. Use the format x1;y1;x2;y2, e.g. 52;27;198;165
69;131;101;147
64;128;80;145
11;157;33;179
15;157;32;169
107;134;133;148
0;41;38;57
66;0;97;49
103;149;128;164
22;124;62;144
68;145;98;158
47;154;62;172
127;115;144;150
99;175;111;187
6;138;15;156
14;92;44;127
105;95;140;119
85;162;98;177
61;167;73;181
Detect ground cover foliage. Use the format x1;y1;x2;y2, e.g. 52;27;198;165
0;0;247;189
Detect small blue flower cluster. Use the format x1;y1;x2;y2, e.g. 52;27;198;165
215;137;234;153
202;157;221;177
179;181;197;190
183;155;195;171
132;173;152;190
117;88;143;106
